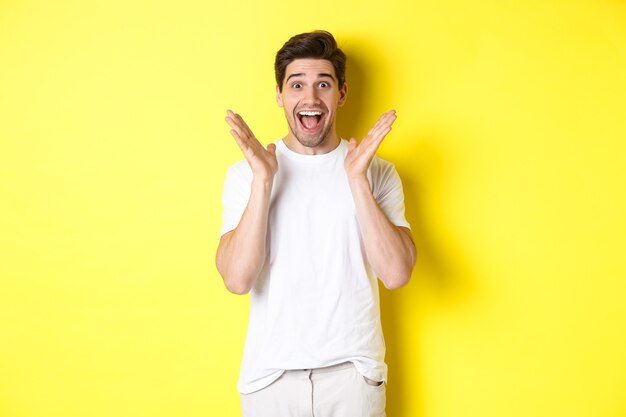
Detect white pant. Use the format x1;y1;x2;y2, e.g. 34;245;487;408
240;362;386;417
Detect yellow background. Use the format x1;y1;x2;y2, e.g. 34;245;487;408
1;1;625;416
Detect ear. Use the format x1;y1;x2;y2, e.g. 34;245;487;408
276;85;284;107
338;82;348;107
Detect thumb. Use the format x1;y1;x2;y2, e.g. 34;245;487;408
348;137;358;151
266;143;277;156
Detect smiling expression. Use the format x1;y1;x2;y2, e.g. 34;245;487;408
276;58;348;154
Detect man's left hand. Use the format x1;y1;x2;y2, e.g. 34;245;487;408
344;110;397;181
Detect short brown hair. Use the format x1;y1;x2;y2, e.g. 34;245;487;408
274;30;346;92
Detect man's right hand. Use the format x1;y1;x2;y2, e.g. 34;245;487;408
225;110;278;183
218;110;277;294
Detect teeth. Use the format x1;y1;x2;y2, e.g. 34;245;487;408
298;111;322;116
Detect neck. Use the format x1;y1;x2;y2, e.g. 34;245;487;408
283;132;340;155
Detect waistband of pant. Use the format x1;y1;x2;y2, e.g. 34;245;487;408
285;361;354;375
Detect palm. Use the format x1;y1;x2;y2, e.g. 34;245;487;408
344;110;396;179
225;110;278;181
246;144;278;180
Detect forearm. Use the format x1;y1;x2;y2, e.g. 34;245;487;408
349;177;416;289
216;179;273;294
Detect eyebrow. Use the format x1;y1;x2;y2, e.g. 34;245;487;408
285;73;336;83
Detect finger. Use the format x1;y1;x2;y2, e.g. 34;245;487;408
379;110;397;129
370;111;396;136
365;111;396;139
226;110;253;137
374;126;392;145
225;116;248;136
231;112;256;138
226;113;259;149
228;129;252;154
363;122;394;156
368;126;392;153
226;110;245;132
361;115;394;151
226;118;251;147
225;113;249;136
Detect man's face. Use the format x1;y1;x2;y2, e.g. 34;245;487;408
276;58;347;149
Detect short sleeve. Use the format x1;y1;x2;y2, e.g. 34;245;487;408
369;158;411;229
220;161;253;236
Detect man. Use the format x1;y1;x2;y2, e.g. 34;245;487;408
216;30;416;417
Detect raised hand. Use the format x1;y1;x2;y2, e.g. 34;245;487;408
225;110;278;182
344;110;397;180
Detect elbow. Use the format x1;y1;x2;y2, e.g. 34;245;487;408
380;252;416;290
217;265;252;295
224;278;251;295
216;256;252;295
382;273;411;290
379;264;413;290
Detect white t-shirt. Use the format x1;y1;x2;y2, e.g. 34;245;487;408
220;139;410;394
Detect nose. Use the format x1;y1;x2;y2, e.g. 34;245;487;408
302;85;320;104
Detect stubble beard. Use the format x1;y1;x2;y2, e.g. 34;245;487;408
287;114;334;149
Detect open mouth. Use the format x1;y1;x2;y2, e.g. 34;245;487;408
297;110;324;132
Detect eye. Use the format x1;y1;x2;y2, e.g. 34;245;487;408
319;82;329;88
292;82;302;89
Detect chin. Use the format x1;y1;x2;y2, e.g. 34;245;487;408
296;135;326;148
295;126;333;148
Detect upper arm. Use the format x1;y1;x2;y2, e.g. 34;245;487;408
398;226;416;261
371;159;411;230
220;162;253;233
215;230;234;273
398;226;413;242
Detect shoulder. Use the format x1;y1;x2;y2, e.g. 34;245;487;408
227;159;253;179
223;159;253;192
228;158;252;173
369;155;398;180
367;155;404;199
